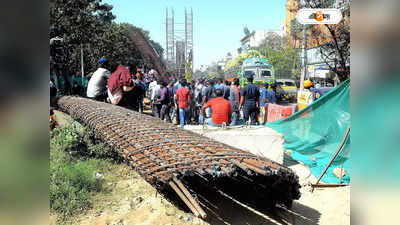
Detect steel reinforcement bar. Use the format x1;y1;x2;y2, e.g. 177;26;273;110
57;96;301;217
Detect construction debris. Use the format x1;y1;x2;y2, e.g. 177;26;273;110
57;96;301;217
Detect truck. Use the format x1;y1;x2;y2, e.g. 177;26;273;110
239;57;275;86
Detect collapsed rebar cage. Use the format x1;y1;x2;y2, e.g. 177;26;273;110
58;96;301;217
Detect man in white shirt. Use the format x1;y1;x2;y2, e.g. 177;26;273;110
86;57;111;101
150;80;162;117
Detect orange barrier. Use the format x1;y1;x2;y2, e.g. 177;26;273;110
267;104;295;122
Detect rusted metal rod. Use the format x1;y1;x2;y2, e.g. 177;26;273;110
173;177;207;218
311;183;348;188
241;162;267;175
57;96;301;211
169;181;200;217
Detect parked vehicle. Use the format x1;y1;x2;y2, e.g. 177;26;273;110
276;79;297;103
239;57;275;86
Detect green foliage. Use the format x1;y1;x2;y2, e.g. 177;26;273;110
262;47;299;72
50;0;164;76
224;50;265;71
50;125;117;219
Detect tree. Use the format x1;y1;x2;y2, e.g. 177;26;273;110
290;19;303;48
225;50;265;72
252;31;301;80
50;0;164;83
260;32;286;51
302;0;350;82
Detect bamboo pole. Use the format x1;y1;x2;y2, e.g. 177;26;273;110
315;125;350;185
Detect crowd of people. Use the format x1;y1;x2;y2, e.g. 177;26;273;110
51;57;283;127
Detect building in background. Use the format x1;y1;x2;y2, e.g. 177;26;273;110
285;0;350;85
199;65;209;73
216;53;233;71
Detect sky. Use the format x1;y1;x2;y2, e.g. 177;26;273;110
104;0;286;70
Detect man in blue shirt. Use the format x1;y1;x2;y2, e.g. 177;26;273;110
259;83;268;125
266;83;277;104
265;83;277;122
239;77;260;125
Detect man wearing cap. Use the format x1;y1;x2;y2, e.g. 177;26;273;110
86;57;111;101
297;80;315;111
239;76;260;125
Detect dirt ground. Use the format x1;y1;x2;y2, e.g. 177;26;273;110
50;163;349;225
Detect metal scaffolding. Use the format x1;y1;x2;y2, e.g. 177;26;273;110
166;8;175;71
185;8;193;77
165;7;193;78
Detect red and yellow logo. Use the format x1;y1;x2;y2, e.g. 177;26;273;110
315;11;324;22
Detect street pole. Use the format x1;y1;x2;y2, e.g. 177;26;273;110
300;25;307;90
81;43;84;85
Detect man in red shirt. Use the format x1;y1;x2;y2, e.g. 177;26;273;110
175;79;191;128
202;89;232;126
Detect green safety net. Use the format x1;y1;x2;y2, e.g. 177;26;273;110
267;79;350;184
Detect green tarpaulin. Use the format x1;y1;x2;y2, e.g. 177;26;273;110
267;79;350;184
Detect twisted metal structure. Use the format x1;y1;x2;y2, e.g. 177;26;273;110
58;96;301;218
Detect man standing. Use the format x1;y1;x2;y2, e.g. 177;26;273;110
217;80;230;100
202;89;232;127
149;79;157;100
229;78;240;126
157;81;172;123
151;80;162;118
138;75;147;113
86;57;111;101
239;77;260;125
175;79;191;128
259;83;269;125
201;79;217;121
167;81;175;122
265;83;277;122
222;80;231;100
194;80;204;124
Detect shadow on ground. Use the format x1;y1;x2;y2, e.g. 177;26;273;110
161;175;321;225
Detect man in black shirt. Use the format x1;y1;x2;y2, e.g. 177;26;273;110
239;77;260;125
201;79;217;119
